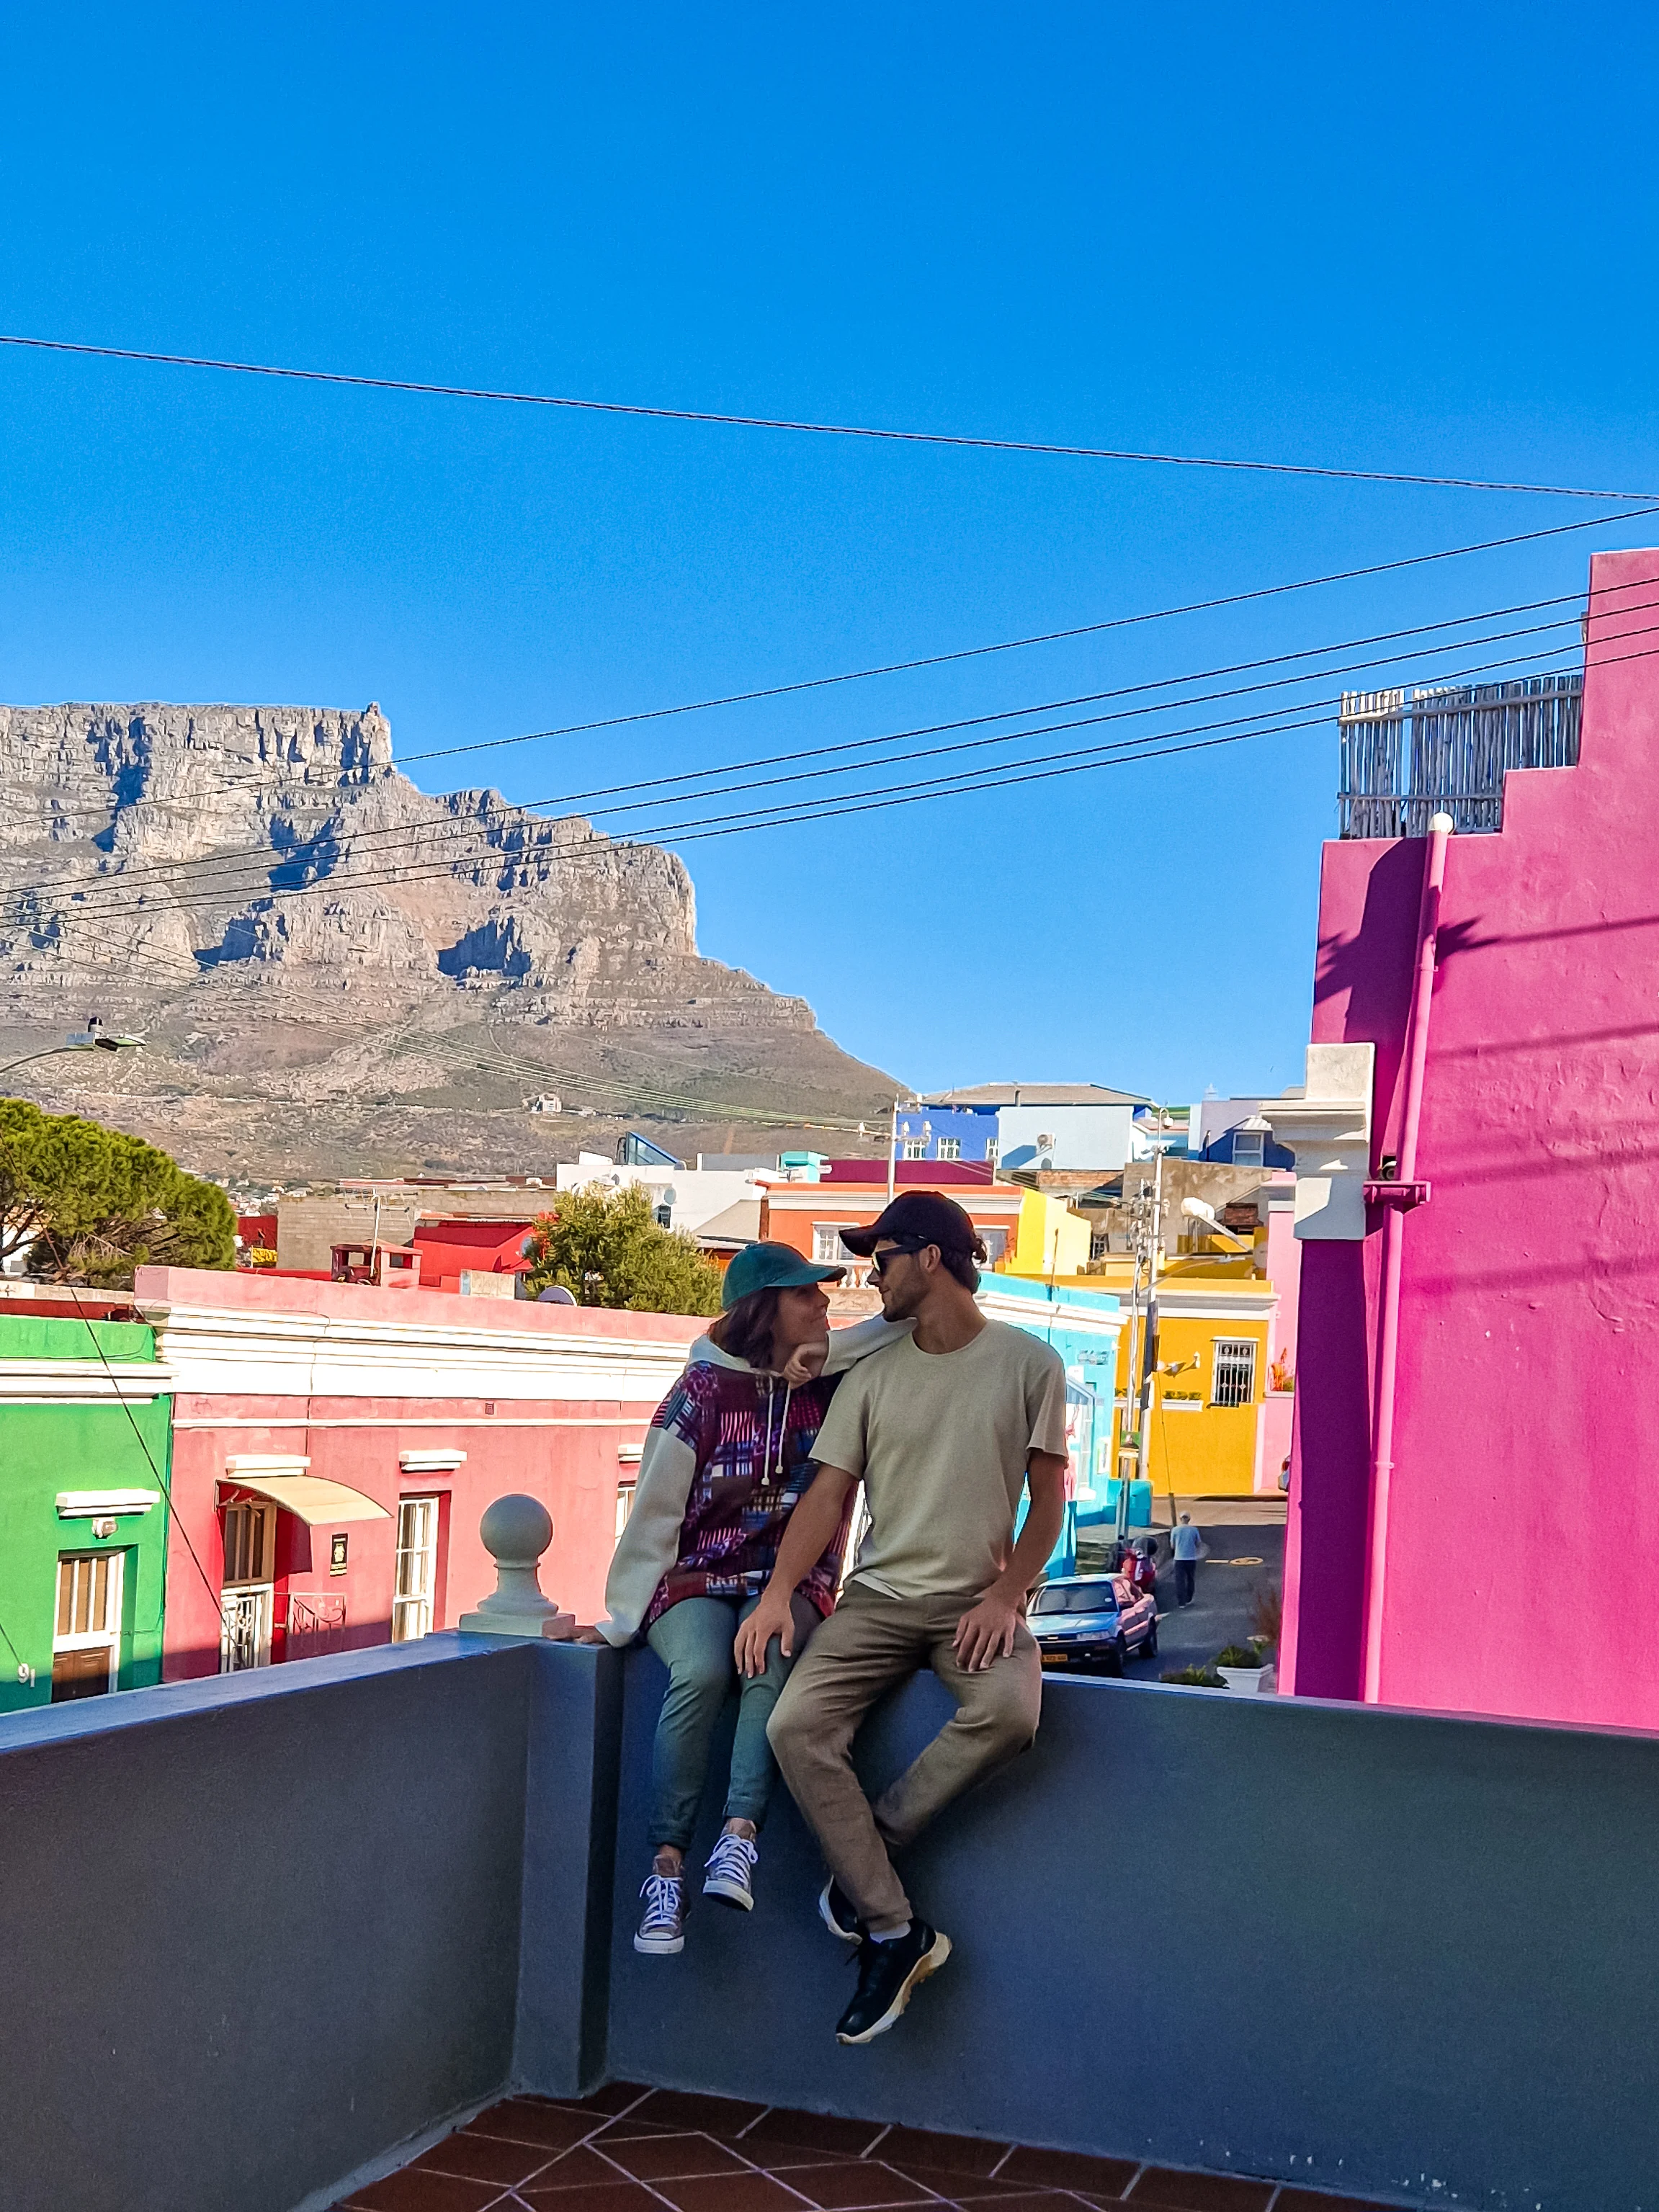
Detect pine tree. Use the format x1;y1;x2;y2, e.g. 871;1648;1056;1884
0;1101;236;1288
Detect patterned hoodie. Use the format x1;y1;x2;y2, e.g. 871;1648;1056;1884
596;1315;909;1645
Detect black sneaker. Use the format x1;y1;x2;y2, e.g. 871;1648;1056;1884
834;1922;952;2045
818;1876;863;1943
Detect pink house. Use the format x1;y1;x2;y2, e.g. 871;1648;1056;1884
134;1268;699;1680
1279;547;1659;1725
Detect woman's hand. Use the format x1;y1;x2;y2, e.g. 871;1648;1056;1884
734;1587;795;1677
779;1338;829;1386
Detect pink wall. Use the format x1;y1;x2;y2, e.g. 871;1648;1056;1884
1284;548;1659;1723
1258;1181;1300;1494
136;1269;702;1680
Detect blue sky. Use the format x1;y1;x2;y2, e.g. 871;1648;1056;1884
2;4;1657;1101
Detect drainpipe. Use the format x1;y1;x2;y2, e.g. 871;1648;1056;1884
1361;811;1452;1703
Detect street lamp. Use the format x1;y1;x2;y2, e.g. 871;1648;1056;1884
0;1020;144;1085
1180;1195;1253;1251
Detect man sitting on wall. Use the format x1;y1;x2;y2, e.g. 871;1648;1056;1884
735;1191;1068;2046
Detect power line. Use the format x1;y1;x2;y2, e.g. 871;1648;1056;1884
19;596;1646;927
6;577;1613;899
7;507;1655;833
3;331;1655;501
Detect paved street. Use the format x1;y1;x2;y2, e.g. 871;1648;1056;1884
1076;1502;1285;1683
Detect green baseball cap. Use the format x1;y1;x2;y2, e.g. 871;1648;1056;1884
722;1240;845;1308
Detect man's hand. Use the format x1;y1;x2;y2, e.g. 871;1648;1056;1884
779;1338;829;1386
734;1587;796;1678
953;1584;1024;1672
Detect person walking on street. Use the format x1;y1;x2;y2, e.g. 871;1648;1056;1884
735;1192;1069;2049
595;1243;907;1957
1171;1513;1205;1606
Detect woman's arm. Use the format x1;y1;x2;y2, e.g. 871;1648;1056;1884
594;1382;702;1646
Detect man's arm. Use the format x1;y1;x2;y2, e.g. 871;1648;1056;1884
732;1461;857;1678
953;1448;1068;1672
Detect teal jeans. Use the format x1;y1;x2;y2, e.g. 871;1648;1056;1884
645;1590;819;1851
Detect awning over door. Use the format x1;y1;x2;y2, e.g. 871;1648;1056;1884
218;1470;390;1525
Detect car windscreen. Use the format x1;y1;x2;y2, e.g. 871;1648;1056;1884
1030;1583;1119;1616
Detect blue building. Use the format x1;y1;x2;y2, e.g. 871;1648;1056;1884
975;1272;1147;1573
892;1103;999;1163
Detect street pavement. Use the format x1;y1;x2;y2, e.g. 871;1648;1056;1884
1075;1509;1285;1683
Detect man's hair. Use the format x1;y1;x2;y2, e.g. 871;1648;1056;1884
708;1285;782;1370
938;1242;982;1292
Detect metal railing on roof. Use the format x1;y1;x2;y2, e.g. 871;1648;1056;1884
1337;671;1582;838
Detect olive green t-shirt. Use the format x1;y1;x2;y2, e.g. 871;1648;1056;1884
808;1318;1070;1601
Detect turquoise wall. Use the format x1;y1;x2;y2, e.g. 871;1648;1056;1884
0;1316;173;1714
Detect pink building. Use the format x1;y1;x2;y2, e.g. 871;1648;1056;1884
1279;547;1659;1724
134;1267;699;1680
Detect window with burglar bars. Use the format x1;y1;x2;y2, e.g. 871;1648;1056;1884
1212;1338;1258;1408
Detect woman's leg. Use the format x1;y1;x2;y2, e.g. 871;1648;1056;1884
645;1598;741;1861
723;1592;822;1832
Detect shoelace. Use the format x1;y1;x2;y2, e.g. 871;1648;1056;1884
705;1833;758;1883
639;1873;683;1927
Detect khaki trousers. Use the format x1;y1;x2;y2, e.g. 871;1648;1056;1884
766;1580;1042;1934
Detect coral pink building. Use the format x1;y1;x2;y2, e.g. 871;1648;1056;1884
134;1268;699;1680
1279;547;1659;1724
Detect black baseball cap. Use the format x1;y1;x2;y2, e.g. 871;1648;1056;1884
838;1191;988;1261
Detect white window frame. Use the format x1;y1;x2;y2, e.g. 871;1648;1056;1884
1212;1338;1258;1409
393;1495;442;1644
53;1550;125;1694
901;1138;926;1160
936;1137;962;1161
1230;1129;1266;1168
220;1499;277;1672
614;1482;637;1544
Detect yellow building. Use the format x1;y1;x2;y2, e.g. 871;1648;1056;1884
1002;1187;1094;1281
1055;1252;1279;1501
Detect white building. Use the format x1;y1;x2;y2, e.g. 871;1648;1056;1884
931;1083;1150;1174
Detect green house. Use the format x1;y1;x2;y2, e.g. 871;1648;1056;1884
0;1310;173;1714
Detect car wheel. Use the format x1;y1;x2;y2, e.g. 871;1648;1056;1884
1143;1618;1158;1660
1108;1635;1128;1677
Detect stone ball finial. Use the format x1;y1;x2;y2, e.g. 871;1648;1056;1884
479;1492;553;1567
458;1493;574;1641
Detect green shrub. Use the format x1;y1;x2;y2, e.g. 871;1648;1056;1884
1215;1644;1266;1670
1161;1665;1225;1687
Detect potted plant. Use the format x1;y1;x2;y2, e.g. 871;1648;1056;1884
1160;1664;1225;1688
1214;1643;1270;1695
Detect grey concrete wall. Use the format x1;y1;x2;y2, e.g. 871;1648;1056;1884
10;1626;1659;2212
0;1636;535;2212
594;1649;1659;2212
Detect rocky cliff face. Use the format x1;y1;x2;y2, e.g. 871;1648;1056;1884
0;701;893;1184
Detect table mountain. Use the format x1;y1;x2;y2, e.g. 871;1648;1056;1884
0;700;895;1188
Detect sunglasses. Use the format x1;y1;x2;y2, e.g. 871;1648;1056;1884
869;1237;932;1276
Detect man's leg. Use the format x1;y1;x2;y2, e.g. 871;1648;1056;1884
870;1596;1042;1855
767;1587;926;1935
1175;1559;1195;1606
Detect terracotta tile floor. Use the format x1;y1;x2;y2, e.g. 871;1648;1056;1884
334;2087;1424;2212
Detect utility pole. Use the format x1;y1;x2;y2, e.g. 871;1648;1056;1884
1135;1134;1167;1515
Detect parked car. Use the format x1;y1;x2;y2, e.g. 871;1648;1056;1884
1029;1573;1158;1674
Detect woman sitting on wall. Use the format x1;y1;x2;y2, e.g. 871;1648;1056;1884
594;1242;907;1956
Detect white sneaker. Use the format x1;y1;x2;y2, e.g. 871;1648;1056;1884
702;1831;759;1911
634;1871;686;1953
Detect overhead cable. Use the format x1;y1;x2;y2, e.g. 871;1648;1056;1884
1;331;1655;501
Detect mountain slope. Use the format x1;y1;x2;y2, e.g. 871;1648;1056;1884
0;700;895;1186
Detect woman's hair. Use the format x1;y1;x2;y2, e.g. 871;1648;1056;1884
708;1285;783;1370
